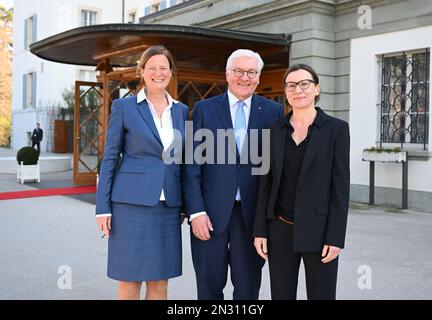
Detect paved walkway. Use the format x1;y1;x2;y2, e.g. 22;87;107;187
0;147;431;299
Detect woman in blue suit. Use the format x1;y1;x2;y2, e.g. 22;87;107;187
95;46;189;300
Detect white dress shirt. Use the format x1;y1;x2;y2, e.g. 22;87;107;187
189;90;252;221
227;90;252;132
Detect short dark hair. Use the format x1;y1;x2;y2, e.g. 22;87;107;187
136;45;176;76
283;63;320;103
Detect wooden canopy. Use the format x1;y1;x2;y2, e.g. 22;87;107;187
30;24;291;185
30;23;291;70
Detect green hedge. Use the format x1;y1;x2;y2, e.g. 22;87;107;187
16;147;39;165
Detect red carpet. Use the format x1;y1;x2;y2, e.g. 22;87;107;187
0;186;96;200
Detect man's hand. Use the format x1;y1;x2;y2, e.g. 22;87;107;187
254;237;268;260
96;216;111;238
321;244;342;263
191;214;213;241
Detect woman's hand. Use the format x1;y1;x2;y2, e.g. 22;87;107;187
254;237;268;260
321;244;341;263
96;216;111;238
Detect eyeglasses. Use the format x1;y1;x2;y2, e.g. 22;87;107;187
229;69;260;79
144;66;170;74
285;79;315;92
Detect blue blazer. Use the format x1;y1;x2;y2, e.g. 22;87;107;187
183;92;283;235
96;95;189;214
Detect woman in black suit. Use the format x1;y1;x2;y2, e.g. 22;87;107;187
253;64;350;300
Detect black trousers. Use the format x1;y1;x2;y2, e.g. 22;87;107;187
32;140;40;156
267;219;338;300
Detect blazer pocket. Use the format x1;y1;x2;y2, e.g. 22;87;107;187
315;202;329;215
118;165;147;174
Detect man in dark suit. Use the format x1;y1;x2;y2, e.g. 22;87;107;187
31;123;43;156
183;49;283;300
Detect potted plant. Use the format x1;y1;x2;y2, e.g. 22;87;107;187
16;146;40;183
362;146;407;163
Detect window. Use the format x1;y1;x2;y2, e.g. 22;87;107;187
151;3;160;13
81;10;97;26
144;0;189;16
144;0;190;14
171;0;188;5
380;49;430;150
24;15;37;49
28;16;33;45
26;73;33;107
128;11;136;23
79;69;96;82
23;72;36;109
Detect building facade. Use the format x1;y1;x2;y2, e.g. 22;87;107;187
19;0;432;210
137;0;432;210
11;0;145;152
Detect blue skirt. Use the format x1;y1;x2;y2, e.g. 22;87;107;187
107;201;182;281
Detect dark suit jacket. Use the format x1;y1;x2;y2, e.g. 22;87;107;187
183;92;283;235
253;107;350;252
32;128;43;142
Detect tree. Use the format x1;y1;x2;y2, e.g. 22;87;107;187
0;5;13;146
0;5;13;22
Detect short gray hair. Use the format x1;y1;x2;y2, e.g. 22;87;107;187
225;49;264;73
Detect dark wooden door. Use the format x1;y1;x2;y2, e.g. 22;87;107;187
54;120;69;153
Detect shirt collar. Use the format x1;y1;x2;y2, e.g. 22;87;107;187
227;90;252;109
284;107;323;129
136;87;179;108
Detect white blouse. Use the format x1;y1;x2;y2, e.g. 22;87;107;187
137;88;179;201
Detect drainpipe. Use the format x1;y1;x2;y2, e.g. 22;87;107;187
122;0;125;23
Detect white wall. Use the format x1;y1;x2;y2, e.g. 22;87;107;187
12;0;75;150
11;0;144;150
350;26;432;193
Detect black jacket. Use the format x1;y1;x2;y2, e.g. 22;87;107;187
253;107;350;252
31;128;43;142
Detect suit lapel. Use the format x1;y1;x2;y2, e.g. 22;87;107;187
272;119;287;183
238;95;266;159
136;100;163;147
247;95;264;131
215;93;234;130
169;103;185;157
171;103;182;134
215;93;238;158
298;110;328;181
